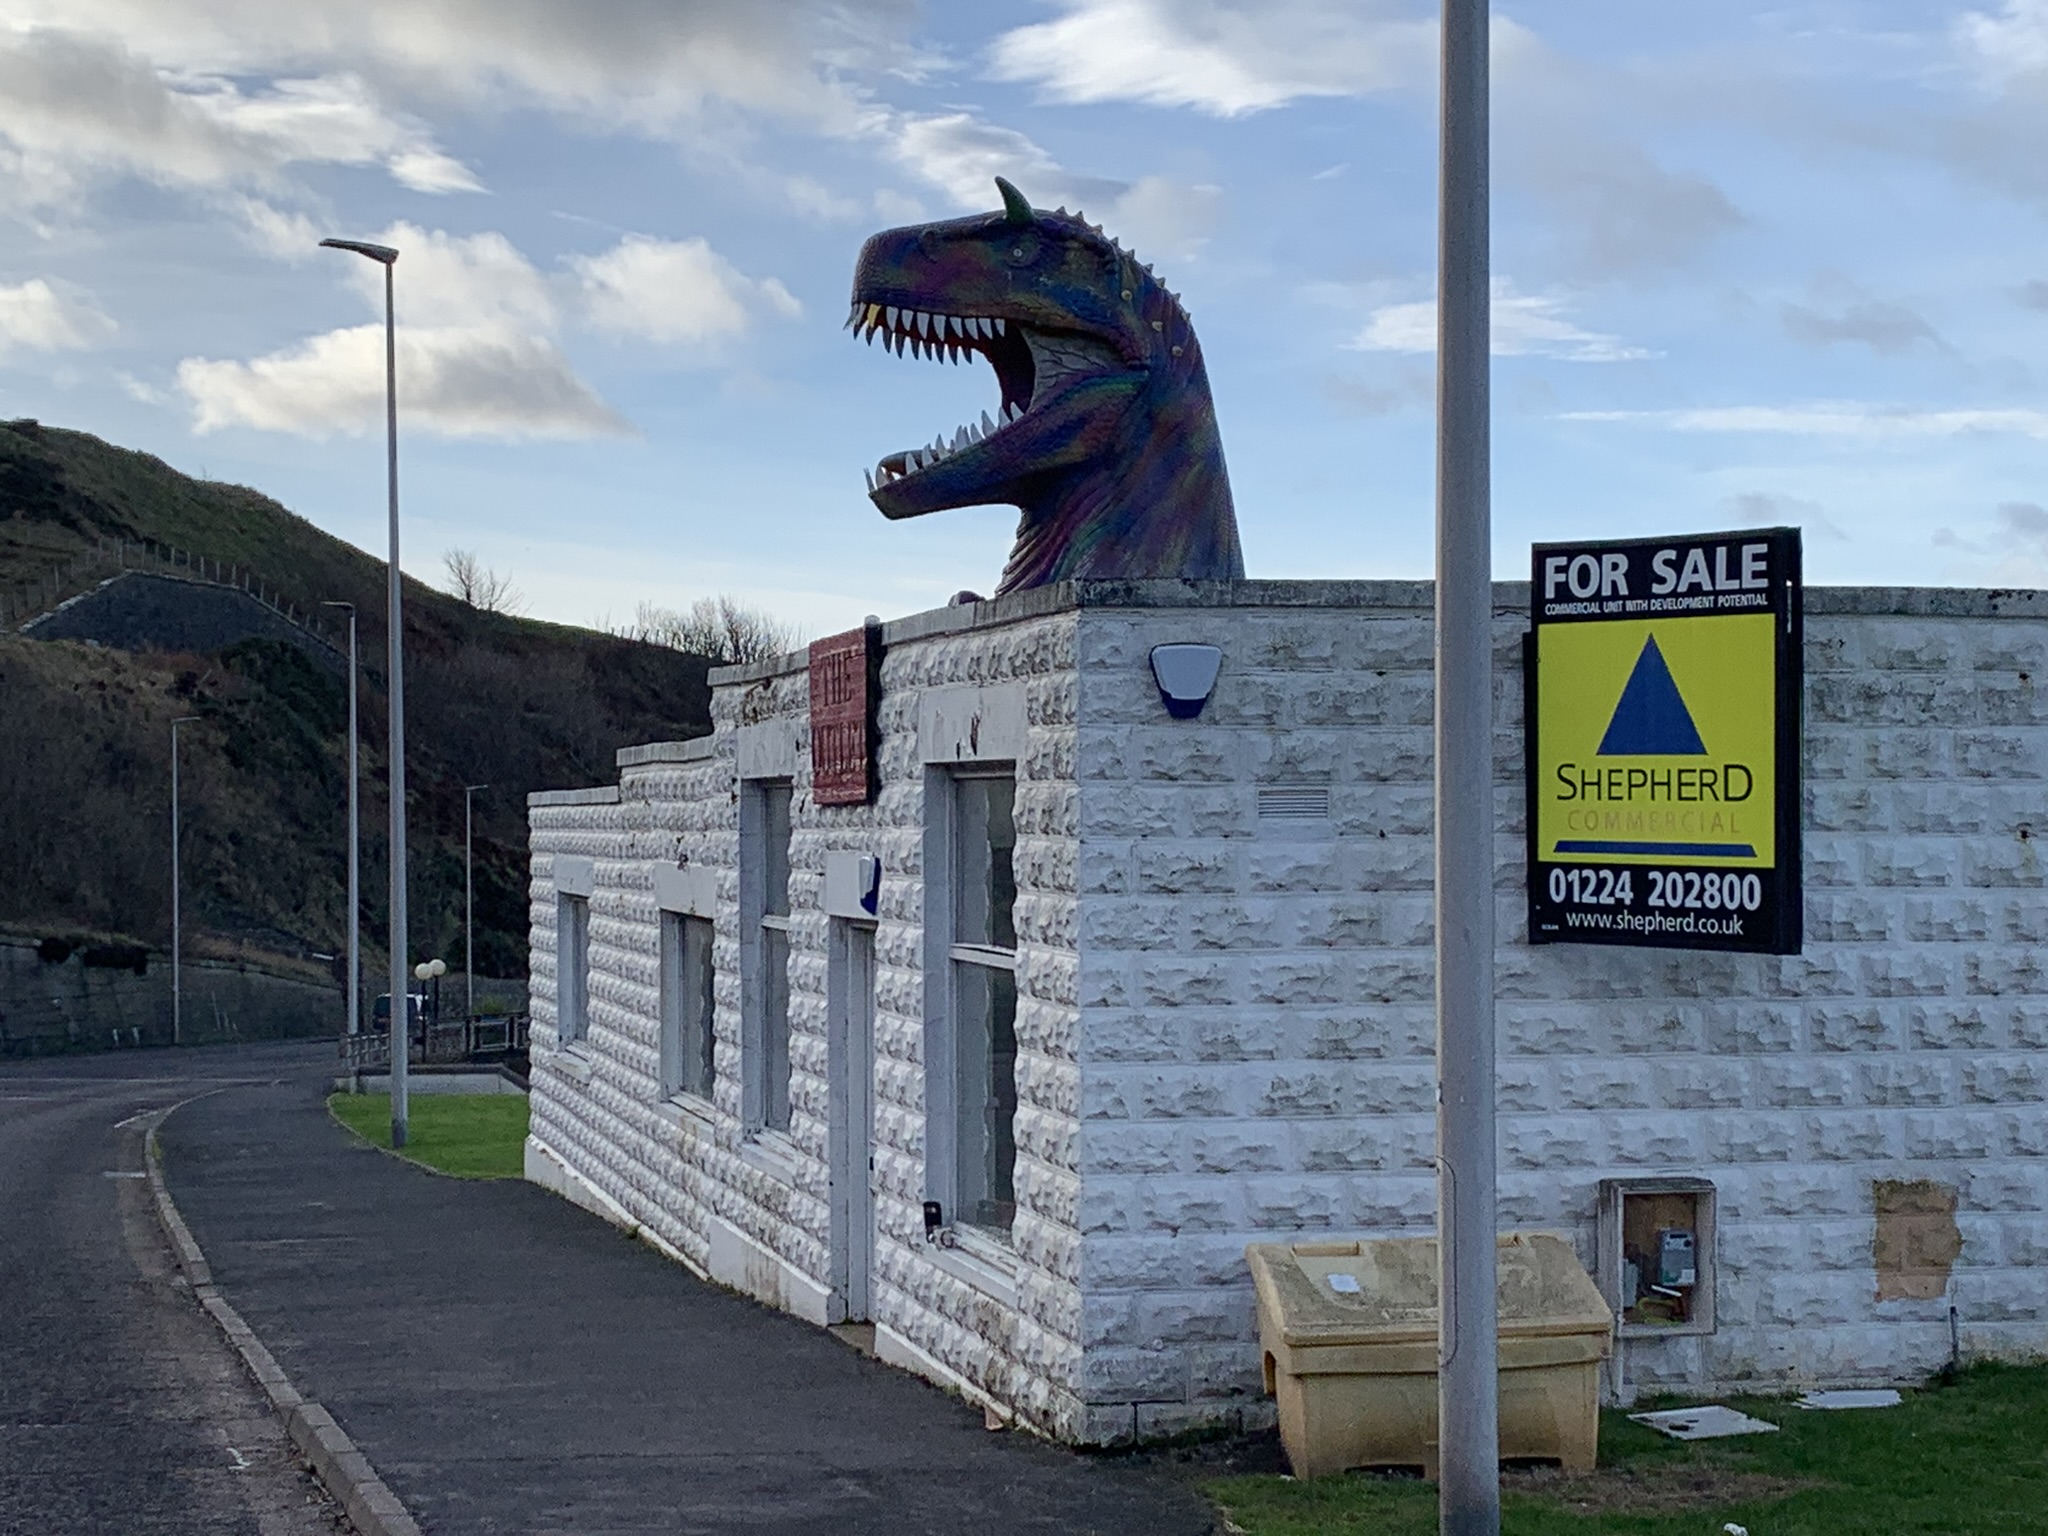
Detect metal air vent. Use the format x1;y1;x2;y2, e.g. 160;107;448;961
1257;784;1331;820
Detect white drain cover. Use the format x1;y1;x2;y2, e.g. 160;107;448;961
1629;1405;1781;1440
1796;1389;1902;1410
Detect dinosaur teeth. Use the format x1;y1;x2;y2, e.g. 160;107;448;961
946;315;964;338
981;409;996;436
915;311;932;337
864;468;875;492
885;305;900;331
992;317;1006;336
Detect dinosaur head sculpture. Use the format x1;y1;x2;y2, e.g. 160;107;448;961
848;178;1244;595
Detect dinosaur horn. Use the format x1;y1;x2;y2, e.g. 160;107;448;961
995;177;1033;227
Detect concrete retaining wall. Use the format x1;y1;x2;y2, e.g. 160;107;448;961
0;939;343;1055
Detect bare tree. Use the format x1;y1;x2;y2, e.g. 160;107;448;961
442;549;525;615
627;595;800;665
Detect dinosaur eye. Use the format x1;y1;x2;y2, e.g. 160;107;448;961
1002;233;1041;267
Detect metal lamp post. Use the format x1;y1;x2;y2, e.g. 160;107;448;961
322;601;361;1043
463;785;488;1021
320;235;410;1149
1435;1;1500;1532
414;957;447;1047
170;714;201;1046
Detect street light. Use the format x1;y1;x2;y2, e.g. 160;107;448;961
1434;2;1500;1532
321;234;410;1150
413;956;447;1044
322;601;360;1045
463;784;488;1021
170;714;201;1047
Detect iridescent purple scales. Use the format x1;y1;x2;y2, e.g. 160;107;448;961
848;178;1244;595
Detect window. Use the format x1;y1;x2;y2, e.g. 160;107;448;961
950;772;1018;1234
557;893;590;1044
743;781;794;1133
659;912;715;1100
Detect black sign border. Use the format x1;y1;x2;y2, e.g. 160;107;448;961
1524;526;1803;955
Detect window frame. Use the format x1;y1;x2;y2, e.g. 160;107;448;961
556;891;590;1046
924;765;1021;1242
658;910;716;1102
740;778;796;1135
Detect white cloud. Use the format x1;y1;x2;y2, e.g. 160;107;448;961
1931;499;2048;586
1780;275;1945;356
179;219;634;440
880;109;1221;260
1492;25;1743;277
1958;2;2048;86
0;0;894;137
988;0;1433;116
174;219;796;437
178;323;629;440
885;111;1075;208
341;222;559;331
0;278;115;354
571;235;801;346
1351;280;1653;363
0;29;481;209
1562;405;2048;439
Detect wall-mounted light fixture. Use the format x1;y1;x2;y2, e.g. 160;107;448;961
1149;643;1223;719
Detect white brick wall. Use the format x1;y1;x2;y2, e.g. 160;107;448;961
530;580;2047;1445
530;600;1091;1438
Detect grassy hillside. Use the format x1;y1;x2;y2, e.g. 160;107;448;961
0;418;712;985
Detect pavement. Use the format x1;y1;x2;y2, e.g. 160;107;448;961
152;1053;1223;1535
0;1042;347;1535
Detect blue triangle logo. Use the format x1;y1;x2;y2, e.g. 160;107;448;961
1598;635;1707;756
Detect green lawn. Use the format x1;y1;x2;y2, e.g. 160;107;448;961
328;1092;529;1179
1206;1363;2048;1536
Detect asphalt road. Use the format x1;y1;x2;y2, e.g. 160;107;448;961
0;1042;346;1535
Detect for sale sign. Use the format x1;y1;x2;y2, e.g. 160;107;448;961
1527;527;1802;954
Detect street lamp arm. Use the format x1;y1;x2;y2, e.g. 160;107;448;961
319;238;398;265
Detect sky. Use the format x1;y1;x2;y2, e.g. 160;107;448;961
2;0;2047;637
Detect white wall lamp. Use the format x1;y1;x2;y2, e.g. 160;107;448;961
1149;644;1223;719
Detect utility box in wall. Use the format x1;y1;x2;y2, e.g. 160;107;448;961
1247;1233;1613;1479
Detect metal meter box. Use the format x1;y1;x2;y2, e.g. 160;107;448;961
1657;1229;1697;1288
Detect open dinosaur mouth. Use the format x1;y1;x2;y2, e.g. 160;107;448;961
848;300;1122;491
848;300;1024;490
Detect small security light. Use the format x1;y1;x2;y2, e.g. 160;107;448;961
1149;643;1223;719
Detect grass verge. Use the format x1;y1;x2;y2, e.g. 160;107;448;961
328;1091;529;1179
1205;1362;2048;1536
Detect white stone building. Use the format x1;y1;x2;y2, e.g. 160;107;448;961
524;580;2047;1445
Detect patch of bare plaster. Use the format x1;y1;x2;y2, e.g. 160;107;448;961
1872;1178;1963;1302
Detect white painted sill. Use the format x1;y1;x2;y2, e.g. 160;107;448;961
740;1129;802;1184
651;1094;719;1137
925;1224;1019;1308
553;1045;594;1085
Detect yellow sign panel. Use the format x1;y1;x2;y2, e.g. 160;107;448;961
1535;613;1776;868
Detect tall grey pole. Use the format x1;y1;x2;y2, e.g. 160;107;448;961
1436;1;1499;1532
464;785;487;1022
321;236;407;1147
324;603;361;1042
171;715;200;1046
381;258;409;1150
